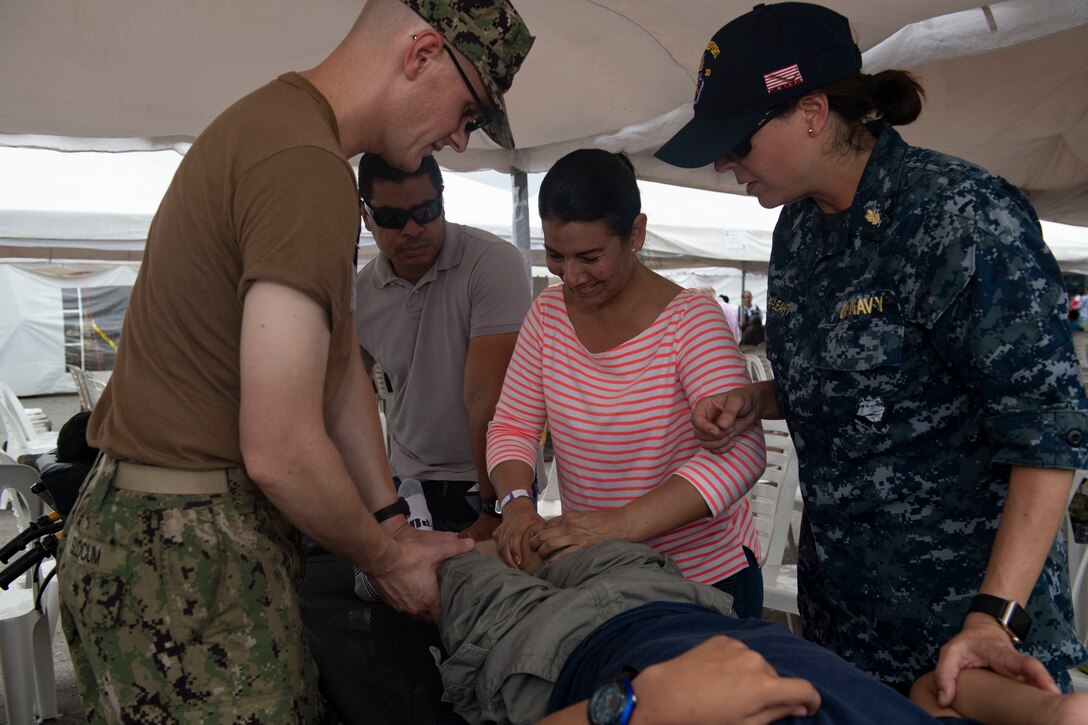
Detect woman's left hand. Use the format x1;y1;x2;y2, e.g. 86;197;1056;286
933;614;1058;707
530;509;625;560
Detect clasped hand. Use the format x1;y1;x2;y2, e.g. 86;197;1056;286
367;525;474;622
495;503;622;567
692;387;762;454
529;509;622;560
933;614;1058;706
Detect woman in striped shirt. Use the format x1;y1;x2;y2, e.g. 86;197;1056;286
486;149;767;616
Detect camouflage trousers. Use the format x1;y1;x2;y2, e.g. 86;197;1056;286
58;455;322;724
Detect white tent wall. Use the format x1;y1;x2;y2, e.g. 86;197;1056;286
0;264;138;395
659;268;769;311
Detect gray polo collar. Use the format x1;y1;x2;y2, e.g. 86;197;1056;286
372;221;465;289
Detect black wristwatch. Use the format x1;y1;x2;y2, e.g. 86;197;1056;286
967;594;1033;643
479;497;501;519
373;497;410;524
587;677;637;725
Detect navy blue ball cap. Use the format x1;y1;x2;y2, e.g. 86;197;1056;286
655;2;862;169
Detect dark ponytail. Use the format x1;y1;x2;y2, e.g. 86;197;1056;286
820;70;925;153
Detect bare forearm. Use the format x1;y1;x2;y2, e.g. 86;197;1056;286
245;433;401;575
490;459;537;499
615;476;712;542
979;466;1073;604
913;669;1065;725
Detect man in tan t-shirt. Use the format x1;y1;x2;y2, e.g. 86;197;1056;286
57;0;534;722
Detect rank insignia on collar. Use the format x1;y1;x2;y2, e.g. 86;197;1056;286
864;208;881;227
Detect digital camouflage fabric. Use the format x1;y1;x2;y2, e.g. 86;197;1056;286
59;456;322;723
400;0;535;149
765;125;1088;689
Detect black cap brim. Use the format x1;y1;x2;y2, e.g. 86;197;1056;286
655;108;769;169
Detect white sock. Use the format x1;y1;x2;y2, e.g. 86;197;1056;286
353;478;435;603
397;478;434;531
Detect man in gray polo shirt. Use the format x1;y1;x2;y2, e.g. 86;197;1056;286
355;154;542;540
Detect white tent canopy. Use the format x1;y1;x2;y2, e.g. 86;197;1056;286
2;0;1086;224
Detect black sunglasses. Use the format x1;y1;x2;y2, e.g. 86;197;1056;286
443;45;491;135
723;106;785;162
363;197;443;229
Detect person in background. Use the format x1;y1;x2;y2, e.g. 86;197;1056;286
655;0;1087;702
354;153;544;539
738;290;765;346
487;149;766;617
739;289;761;327
697;285;741;343
32;411;98;516
57;0;534;721
1068;308;1083;332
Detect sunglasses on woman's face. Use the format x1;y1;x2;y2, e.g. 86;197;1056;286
723;106;785;162
363;197;443;229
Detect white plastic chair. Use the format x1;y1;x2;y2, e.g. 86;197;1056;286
0;382;58;459
370;364;394;455
537;458;562;520
744;353;769;383
746;418;801;629
0;464;60;724
24;410;51;436
85;373;108;408
68;365;96;412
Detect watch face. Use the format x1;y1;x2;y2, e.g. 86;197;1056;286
588;681;627;725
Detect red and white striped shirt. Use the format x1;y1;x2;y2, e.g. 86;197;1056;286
487;287;765;584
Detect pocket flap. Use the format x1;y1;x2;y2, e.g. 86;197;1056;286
817;318;904;371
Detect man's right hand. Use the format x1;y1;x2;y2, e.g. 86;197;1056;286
631;636;821;724
691;384;764;454
494;500;544;568
367;527;474;622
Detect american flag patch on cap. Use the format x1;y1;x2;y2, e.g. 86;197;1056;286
764;64;803;93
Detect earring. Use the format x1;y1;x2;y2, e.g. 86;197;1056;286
807;128;814;136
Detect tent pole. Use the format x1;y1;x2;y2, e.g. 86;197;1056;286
511;168;531;281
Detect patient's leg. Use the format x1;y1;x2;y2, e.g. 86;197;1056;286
910;670;1088;724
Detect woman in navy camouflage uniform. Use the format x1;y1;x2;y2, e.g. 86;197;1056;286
655;1;1088;705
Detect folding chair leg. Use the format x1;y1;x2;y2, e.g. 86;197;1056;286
31;608;58;720
0;607;38;725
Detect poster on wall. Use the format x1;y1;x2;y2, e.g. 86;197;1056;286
62;286;129;372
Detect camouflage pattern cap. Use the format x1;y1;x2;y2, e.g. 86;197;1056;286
401;0;535;149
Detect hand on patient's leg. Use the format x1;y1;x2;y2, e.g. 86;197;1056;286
473;522;545;573
538;635;820;725
632;636;821;724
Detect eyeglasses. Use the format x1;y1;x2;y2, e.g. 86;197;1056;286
443;45;491;135
363;197;443;229
723;106;784;162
